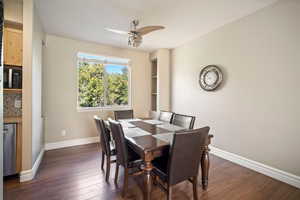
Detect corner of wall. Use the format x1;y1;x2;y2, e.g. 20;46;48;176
20;147;44;182
22;0;34;171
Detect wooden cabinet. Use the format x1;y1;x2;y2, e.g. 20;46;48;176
4;28;23;66
151;59;158;111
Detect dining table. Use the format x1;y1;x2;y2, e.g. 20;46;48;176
107;119;213;200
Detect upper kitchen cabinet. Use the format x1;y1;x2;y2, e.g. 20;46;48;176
4;27;23;66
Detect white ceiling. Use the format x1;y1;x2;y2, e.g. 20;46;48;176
35;0;279;51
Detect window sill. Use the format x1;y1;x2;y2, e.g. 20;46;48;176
77;106;132;112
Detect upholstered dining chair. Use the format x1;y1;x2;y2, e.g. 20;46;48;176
171;113;196;129
114;110;134;120
151;127;210;200
94;116;116;182
158;111;174;123
109;120;144;197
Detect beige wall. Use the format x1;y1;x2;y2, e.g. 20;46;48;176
22;0;45;170
22;0;33;170
157;49;171;111
150;49;171;111
31;3;44;165
43;35;151;143
171;0;300;176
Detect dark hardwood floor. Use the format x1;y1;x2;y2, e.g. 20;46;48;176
4;143;300;200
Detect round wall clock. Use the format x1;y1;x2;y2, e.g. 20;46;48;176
199;65;223;91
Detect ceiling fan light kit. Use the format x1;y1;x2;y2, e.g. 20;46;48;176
128;33;142;47
105;19;165;48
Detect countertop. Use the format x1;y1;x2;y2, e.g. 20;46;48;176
4;117;22;123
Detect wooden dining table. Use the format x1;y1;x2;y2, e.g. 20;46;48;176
108;119;213;200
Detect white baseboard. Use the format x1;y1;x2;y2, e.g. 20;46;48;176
210;146;300;189
45;136;100;151
20;147;45;182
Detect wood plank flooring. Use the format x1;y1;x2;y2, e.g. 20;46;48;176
4;143;300;200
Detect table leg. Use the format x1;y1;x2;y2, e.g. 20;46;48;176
144;155;153;200
201;147;210;190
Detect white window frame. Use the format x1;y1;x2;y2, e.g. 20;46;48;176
76;52;132;112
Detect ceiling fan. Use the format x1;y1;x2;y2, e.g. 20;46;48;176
105;19;165;48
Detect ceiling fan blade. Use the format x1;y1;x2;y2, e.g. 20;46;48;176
136;26;165;36
105;28;129;35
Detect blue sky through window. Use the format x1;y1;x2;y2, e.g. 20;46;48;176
78;53;128;74
105;64;126;74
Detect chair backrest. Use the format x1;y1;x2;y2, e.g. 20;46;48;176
167;127;210;185
109;120;129;167
114;110;134;120
171;113;195;129
94;116;111;156
158;111;174;123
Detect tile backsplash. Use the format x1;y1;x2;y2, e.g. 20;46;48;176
4;93;22;117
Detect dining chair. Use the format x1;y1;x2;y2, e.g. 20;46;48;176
158;111;174;123
151;127;210;200
171;113;196;129
94;116;116;182
114;110;134;120
109;120;144;197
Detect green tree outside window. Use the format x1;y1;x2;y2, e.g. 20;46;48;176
78;61;129;108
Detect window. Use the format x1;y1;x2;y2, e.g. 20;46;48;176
77;53;131;110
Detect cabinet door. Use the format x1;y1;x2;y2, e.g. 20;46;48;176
4;28;23;66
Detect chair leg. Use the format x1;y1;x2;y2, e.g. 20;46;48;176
101;152;105;170
192;176;199;200
105;155;111;182
114;163;119;184
167;186;172;200
122;168;129;197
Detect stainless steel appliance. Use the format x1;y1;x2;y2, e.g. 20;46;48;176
4;67;22;89
3;123;17;176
